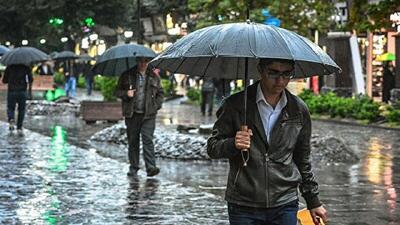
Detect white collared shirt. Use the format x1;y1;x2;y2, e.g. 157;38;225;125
256;84;287;143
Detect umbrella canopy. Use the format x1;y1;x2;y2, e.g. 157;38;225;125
92;44;156;76
150;22;341;79
52;51;79;60
0;47;49;66
0;45;10;56
376;52;395;61
78;54;94;62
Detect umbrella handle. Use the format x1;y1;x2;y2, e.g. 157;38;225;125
240;125;249;167
240;125;249;152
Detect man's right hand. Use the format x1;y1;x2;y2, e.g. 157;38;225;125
234;129;253;150
127;89;136;97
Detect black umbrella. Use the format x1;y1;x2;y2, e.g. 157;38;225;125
0;45;10;56
92;44;156;76
150;21;341;166
0;47;49;66
52;51;79;60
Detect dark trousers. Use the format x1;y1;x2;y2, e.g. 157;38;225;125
7;90;27;129
201;91;214;115
125;114;157;172
85;78;93;95
228;200;299;225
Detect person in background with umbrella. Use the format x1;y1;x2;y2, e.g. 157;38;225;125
208;58;327;225
2;64;33;134
63;60;77;98
115;57;164;177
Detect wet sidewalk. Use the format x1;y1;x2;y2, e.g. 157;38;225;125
0;122;228;224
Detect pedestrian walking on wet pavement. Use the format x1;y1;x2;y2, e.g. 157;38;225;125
201;77;215;116
116;57;164;177
2;64;33;134
208;58;327;225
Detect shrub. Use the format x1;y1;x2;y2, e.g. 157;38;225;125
99;77;118;101
351;95;381;122
386;104;400;123
161;79;173;97
298;90;381;123
53;72;65;85
186;87;200;102
77;74;86;88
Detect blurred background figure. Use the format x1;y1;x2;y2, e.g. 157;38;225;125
382;61;395;103
214;78;231;106
63;60;77;98
2;64;33;134
83;60;95;95
200;77;215;116
38;61;54;76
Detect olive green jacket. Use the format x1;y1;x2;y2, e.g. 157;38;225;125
115;67;164;119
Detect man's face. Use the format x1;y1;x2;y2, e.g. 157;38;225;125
137;58;149;71
259;62;293;95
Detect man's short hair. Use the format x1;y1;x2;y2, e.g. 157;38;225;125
258;58;295;71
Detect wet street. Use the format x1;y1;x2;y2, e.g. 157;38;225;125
0;93;399;224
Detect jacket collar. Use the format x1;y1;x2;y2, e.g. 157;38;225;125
246;81;300;145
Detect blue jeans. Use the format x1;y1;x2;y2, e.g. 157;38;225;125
65;77;76;98
7;90;27;129
228;200;299;225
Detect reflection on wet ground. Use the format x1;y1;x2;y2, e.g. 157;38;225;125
0;96;399;224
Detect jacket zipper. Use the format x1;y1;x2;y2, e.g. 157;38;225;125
265;152;269;208
233;167;241;186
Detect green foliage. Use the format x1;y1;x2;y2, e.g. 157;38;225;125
347;0;398;33
94;75;102;90
188;0;335;38
298;90;382;123
186;87;201;102
53;71;65;85
161;79;175;97
0;0;134;48
98;76;118;101
386;104;400;123
77;75;86;88
350;95;381;121
231;85;244;94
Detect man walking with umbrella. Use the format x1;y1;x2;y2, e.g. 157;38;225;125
115;57;164;177
208;58;327;225
2;64;33;134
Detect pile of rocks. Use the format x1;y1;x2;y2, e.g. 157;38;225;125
89;122;359;163
26;100;80;116
89;123;209;160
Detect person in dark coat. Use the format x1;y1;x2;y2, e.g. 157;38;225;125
382;61;395;103
208;58;327;225
2;64;33;134
38;61;54;76
115;57;164;177
201;77;215;116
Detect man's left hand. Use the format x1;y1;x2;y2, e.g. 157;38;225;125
310;206;327;225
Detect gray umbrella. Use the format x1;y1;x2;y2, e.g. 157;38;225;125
52;50;79;60
0;47;49;66
150;22;341;79
92;44;156;76
0;45;10;56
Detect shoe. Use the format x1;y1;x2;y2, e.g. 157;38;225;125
146;167;160;177
9;119;15;131
17;129;24;136
127;167;138;177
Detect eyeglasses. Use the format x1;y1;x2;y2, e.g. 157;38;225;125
265;69;294;79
